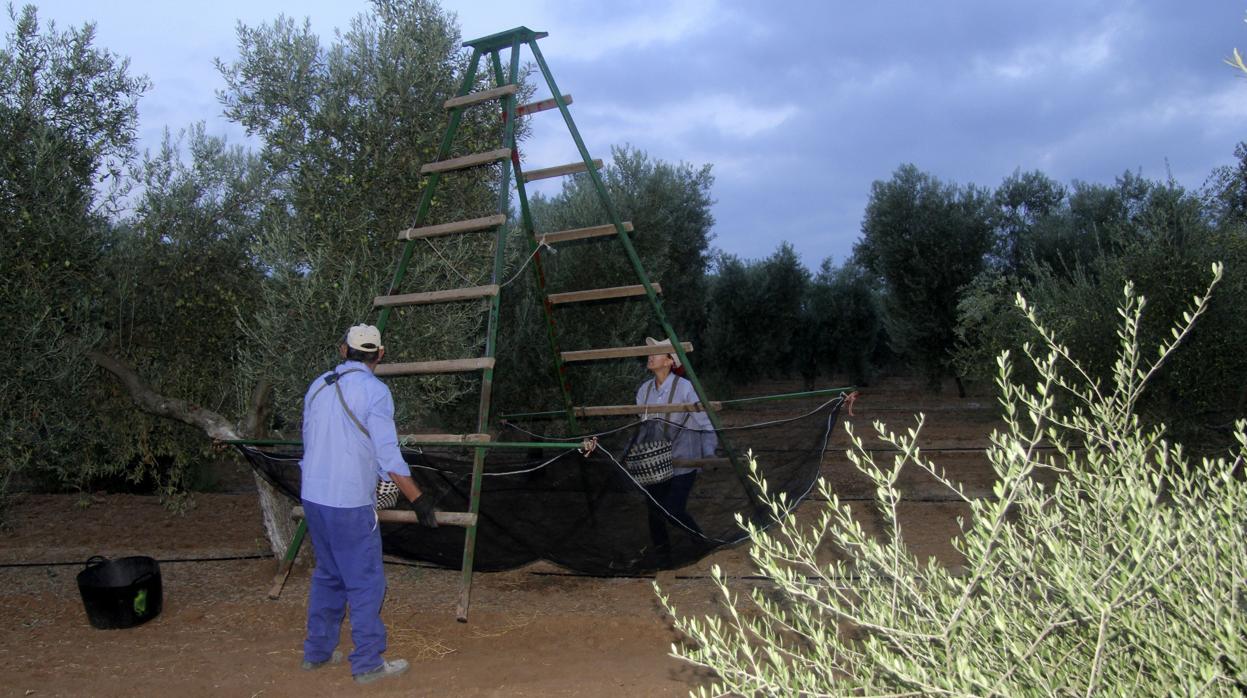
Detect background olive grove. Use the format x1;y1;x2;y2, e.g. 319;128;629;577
3;0;1245;516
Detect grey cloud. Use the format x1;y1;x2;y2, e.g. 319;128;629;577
21;0;1247;266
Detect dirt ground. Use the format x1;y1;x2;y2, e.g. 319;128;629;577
0;378;1002;697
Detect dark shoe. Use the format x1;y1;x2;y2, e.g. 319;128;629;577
353;658;409;685
300;650;343;671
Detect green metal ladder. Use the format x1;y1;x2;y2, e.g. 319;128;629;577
273;26;759;622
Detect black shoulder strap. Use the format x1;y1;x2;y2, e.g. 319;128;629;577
309;368;371;438
642;377;678;440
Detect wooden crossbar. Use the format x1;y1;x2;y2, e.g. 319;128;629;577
375;285;499;308
540;221;633;245
444;84;518;110
292;506;477;528
569;401;721;417
560;341;693;363
547;283;661;305
522;159;601;183
516;94;572;116
397;214;506;241
420;148;511;175
399;433;492;444
375;357;495;376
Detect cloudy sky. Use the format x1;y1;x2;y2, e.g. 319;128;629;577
17;1;1247;266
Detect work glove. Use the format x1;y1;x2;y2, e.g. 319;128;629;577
408;494;439;528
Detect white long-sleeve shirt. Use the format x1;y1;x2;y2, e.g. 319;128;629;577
635;375;718;459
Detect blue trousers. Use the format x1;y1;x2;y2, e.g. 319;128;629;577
302;500;387;674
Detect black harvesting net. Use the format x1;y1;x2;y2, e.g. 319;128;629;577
238;391;850;575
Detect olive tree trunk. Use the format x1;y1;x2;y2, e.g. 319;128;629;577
87;350;297;557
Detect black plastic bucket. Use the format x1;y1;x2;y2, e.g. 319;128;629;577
76;556;163;630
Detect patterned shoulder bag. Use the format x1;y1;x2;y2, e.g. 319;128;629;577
624;378;678;485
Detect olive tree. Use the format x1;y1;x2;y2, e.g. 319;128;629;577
954;173;1247;436
661;265;1247;695
702;252;766;389
854;164;994;394
82;0;507;551
86;125;269;503
0;5;148;512
218;0;503;432
799;259;884;386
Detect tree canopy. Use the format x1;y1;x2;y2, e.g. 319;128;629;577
854;163;994;391
0;5;148;498
218;0;499;431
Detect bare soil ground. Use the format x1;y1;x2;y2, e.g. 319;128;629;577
0;377;1002;697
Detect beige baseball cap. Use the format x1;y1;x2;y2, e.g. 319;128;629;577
644;336;681;367
345;324;383;352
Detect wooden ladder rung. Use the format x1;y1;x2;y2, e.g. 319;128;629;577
548;283;661;305
293;506;477;528
421;148;511;175
570;401;721;417
400;433;492;444
397;214;506;241
444;84;518;110
375;285;499;308
540;221;633;245
560;341;693;363
516;94;572;116
523;159;601;183
377;509;477;527
375;357;495;376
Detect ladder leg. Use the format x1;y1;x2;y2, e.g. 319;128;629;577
456;445;488;621
267;518;307;600
527;40;766;512
457;42;524;623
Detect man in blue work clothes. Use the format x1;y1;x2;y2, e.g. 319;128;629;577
299;324;439;685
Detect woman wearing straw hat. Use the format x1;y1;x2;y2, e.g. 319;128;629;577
636;336;718;458
631;336;716;566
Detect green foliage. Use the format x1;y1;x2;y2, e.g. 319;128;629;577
757;242;809;376
950;269;1033;384
1021;172;1156;277
702;252;766;387
955;174;1247;435
0;5;148;203
494;145;715;417
660;266;1247;695
0;5;148;506
854;164;994;389
218;0;499;432
608;147;717;349
702;243;814;386
704;250;882;391
1205;142;1247;230
799;259;884;386
991;168;1066;276
83;125;268;498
